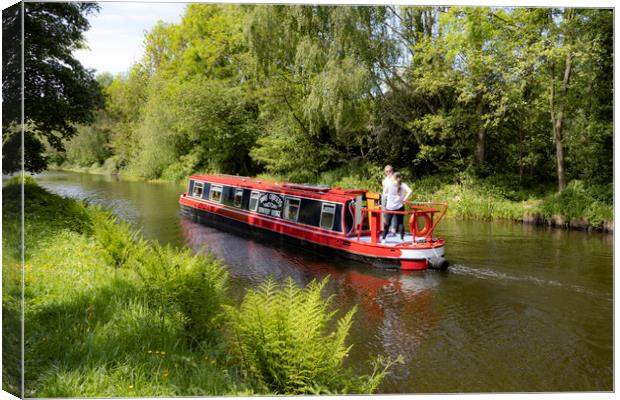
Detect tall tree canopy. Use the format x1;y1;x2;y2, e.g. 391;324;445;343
2;2;103;173
58;5;612;196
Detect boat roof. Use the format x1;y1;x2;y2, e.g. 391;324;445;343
190;174;367;202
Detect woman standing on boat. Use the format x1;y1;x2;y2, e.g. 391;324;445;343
382;172;412;242
382;165;397;236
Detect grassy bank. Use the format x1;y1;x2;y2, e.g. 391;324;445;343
50;161;613;232
265;166;613;232
2;177;391;397
49;158;120;176
2;177;23;396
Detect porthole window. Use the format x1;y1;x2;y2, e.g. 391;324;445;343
284;197;301;221
192;181;204;197
320;203;336;230
210;185;223;202
234;188;244;208
249;191;260;212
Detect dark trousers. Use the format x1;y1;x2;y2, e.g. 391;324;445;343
382;206;405;239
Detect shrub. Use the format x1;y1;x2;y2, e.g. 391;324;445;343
136;245;229;344
224;277;390;394
88;207;142;268
317;162;383;191
541;180;613;227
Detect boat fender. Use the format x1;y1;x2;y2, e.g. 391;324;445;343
428;256;449;271
410;213;431;236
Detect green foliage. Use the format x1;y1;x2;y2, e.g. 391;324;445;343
4;179;386;396
2;3;104;173
245;6;378;176
2;178;23;397
136;245;229;344
3;179;237;396
64;110;113;167
126;76;260;179
104;67;150;168
23;230;234;397
89;207;142;268
2;174;92;240
250;129;336;182
56;5;612;221
225;277;388;394
408;174;534;221
317;162;384;192
540;180;613;228
85;5;261;181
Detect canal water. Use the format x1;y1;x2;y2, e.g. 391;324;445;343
35;171;613;393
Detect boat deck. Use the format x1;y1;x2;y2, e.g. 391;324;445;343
357;233;424;246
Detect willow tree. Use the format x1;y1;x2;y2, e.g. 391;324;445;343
245;5;387;180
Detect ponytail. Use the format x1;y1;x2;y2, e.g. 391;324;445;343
394;172;402;195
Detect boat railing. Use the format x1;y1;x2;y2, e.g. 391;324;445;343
355;201;448;244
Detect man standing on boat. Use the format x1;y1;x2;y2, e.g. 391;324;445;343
382;165;397;236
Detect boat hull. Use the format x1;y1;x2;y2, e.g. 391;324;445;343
180;195;447;271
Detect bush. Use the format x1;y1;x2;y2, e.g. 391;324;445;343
541;180;613;228
225;277;390;394
318;162;383;192
89;207;142;268
136;245;229;344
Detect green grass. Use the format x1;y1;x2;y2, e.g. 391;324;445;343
261;166;612;229
50;156;123;176
2;178;389;397
405;174;538;222
539;180;613;228
2;193;22;397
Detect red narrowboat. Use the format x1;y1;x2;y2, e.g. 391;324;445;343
179;174;449;271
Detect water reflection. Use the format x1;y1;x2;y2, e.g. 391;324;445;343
180;216;442;386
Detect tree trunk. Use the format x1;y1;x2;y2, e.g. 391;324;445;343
552;50;573;192
549;9;574;192
553;113;567;191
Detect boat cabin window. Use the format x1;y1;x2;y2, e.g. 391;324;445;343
319;203;336;230
249;191;260;212
192;181;204;197
233;188;244;208
209;185;223;202
284;197;301;221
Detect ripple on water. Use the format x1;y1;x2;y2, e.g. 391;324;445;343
448;263;611;302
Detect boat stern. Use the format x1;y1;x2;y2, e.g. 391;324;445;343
399;241;448;271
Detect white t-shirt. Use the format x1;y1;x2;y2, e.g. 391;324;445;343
382;176;394;208
382;176;395;195
385;182;411;210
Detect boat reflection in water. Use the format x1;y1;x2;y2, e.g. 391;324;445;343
180;216;440;386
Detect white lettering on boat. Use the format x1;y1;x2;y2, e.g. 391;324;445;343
257;192;284;218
